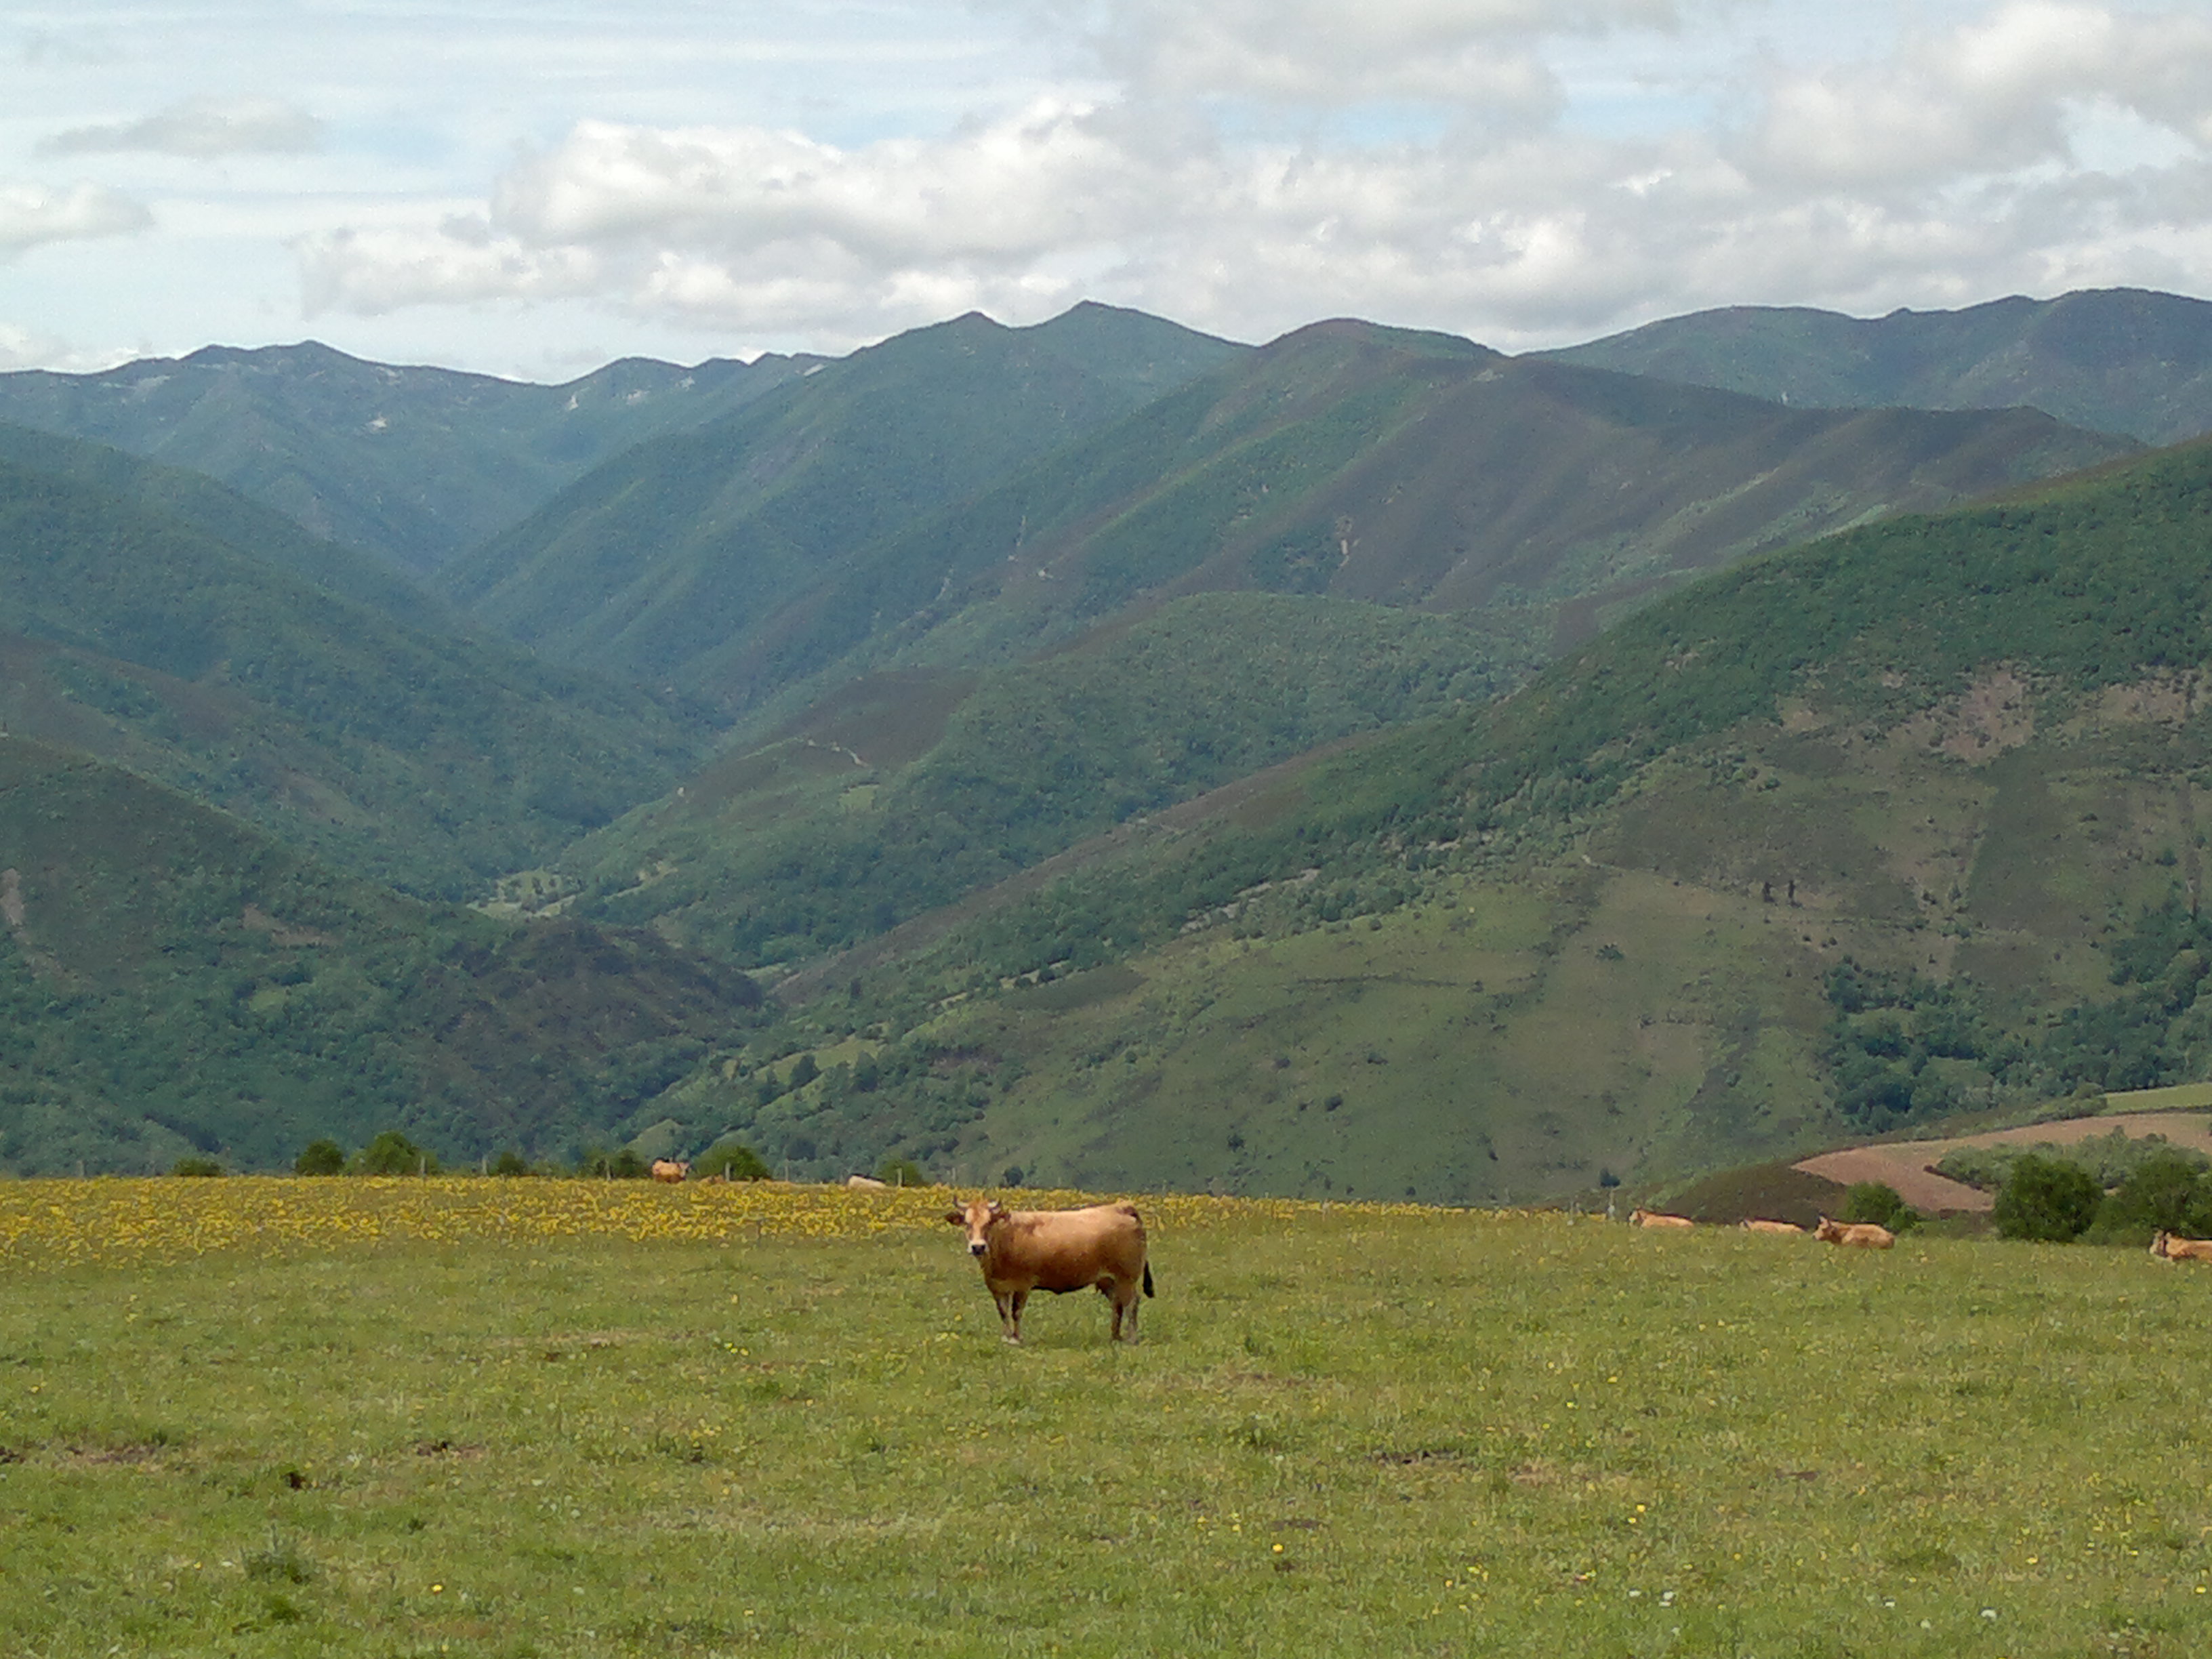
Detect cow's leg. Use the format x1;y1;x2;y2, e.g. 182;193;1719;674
994;1290;1021;1343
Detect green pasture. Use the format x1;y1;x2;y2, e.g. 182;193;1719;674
4;1204;2209;1656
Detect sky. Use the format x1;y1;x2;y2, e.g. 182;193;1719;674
3;0;2210;381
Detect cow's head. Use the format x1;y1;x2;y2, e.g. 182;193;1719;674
945;1198;1006;1257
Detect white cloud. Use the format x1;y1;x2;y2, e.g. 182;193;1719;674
0;181;151;260
1746;3;2212;188
41;96;325;159
0;0;2188;372
1022;0;1687;107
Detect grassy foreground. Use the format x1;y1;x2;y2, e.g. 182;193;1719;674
1;1180;2207;1657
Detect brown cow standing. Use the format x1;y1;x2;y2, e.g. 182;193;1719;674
946;1199;1154;1344
1815;1216;1895;1249
2150;1229;2212;1263
650;1158;690;1183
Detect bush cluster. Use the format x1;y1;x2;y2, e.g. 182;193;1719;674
1991;1148;2212;1244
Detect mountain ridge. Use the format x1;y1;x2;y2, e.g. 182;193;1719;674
1540;287;2212;445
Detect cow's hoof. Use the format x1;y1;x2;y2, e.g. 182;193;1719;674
1002;1334;1022;1346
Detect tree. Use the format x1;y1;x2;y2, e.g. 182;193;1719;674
695;1141;772;1181
353;1130;437;1176
1992;1153;2102;1242
2099;1150;2212;1241
876;1156;928;1188
294;1139;346;1176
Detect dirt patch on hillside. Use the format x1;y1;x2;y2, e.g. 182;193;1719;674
1795;1111;2212;1213
1889;667;2034;764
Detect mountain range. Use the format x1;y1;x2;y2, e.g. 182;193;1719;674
6;284;2212;1183
1543;287;2212;446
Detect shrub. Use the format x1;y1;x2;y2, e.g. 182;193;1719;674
876;1157;928;1189
1841;1181;1907;1227
352;1130;438;1176
2094;1149;2212;1242
170;1156;224;1177
489;1148;533;1177
293;1139;346;1176
1992;1153;2103;1242
694;1141;771;1181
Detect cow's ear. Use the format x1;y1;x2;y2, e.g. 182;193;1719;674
944;1208;966;1225
987;1201;1006;1221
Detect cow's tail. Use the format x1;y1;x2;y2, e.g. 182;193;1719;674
1143;1262;1155;1298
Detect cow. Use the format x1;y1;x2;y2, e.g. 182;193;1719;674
1629;1208;1695;1230
650;1158;690;1183
945;1198;1154;1345
1815;1216;1895;1249
1741;1218;1805;1235
2150;1229;2212;1263
846;1174;889;1190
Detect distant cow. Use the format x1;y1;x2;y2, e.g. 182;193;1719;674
1815;1216;1895;1249
945;1199;1154;1344
2150;1229;2212;1263
847;1174;889;1190
1741;1218;1805;1235
650;1159;690;1183
1629;1209;1695;1230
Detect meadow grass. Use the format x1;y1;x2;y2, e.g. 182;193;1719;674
1;1179;2207;1656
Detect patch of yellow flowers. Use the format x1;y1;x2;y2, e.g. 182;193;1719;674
0;1177;1456;1272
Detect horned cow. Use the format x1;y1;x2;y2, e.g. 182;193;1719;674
1815;1216;1895;1249
946;1199;1154;1344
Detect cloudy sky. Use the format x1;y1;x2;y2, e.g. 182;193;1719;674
4;0;2210;380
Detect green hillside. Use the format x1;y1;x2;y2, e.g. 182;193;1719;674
544;592;1537;965
0;342;810;574
627;438;2212;1196
1542;286;2212;445
611;316;2130;720
0;739;762;1174
0;421;445;628
0;442;710;897
438;305;1246;707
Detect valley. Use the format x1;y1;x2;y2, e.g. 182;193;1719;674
5;288;2212;1191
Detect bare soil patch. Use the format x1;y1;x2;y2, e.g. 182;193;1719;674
1795;1111;2212;1212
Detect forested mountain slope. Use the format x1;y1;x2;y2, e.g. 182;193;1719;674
542;592;1538;966
0;443;710;897
0;422;444;628
632;437;2212;1199
0;739;762;1174
438;305;1246;708
473;314;2130;719
1542;287;2212;445
0;342;812;573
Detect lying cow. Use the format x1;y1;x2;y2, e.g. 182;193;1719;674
1814;1216;1895;1249
1629;1208;1695;1230
650;1158;690;1183
1741;1218;1805;1235
946;1198;1154;1344
2150;1229;2212;1263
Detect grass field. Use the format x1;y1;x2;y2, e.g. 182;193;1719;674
3;1179;2208;1657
